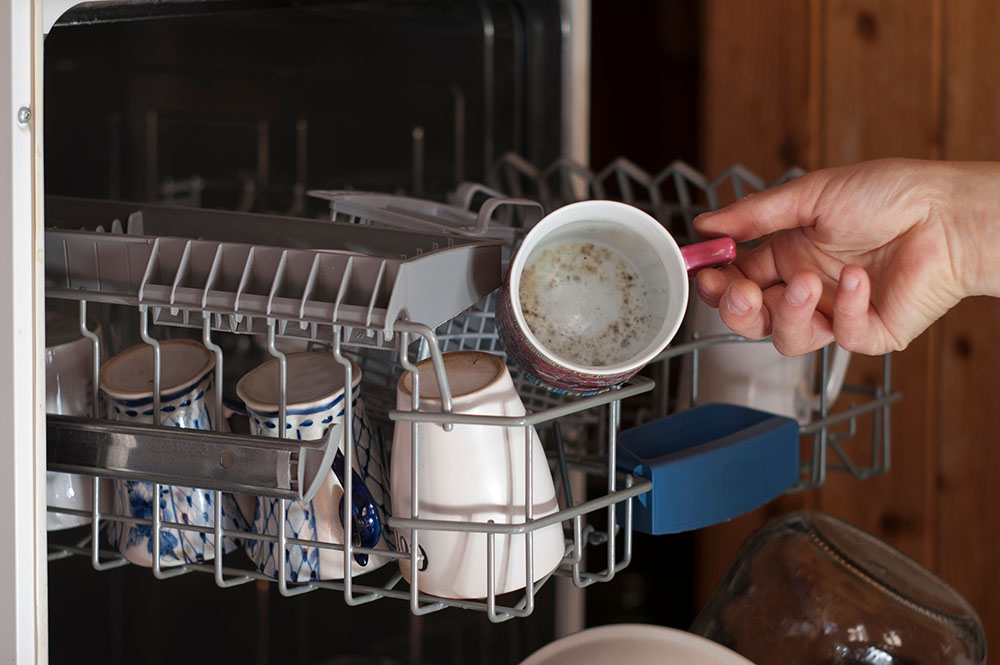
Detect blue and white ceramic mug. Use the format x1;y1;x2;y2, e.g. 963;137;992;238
236;352;391;582
100;339;253;567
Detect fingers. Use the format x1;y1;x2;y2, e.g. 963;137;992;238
695;268;772;339
695;266;732;307
695;240;783;306
693;172;826;242
832;265;881;354
696;261;879;354
696;264;887;355
768;271;834;355
718;279;771;340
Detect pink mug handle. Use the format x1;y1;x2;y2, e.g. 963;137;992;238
680;237;737;276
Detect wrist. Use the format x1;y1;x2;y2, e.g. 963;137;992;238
946;161;1000;299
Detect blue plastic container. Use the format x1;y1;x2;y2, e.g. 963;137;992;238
617;403;799;535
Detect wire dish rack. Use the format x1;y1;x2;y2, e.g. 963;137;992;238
44;156;900;622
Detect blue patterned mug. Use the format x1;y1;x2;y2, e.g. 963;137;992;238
100;339;253;567
237;352;391;582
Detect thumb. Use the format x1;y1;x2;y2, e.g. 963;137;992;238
694;170;827;242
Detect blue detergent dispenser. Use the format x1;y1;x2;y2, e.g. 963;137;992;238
617;403;800;534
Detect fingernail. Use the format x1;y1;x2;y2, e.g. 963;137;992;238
841;271;860;292
695;210;719;222
785;280;810;306
727;285;751;314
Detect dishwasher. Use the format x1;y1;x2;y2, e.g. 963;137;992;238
1;2;896;663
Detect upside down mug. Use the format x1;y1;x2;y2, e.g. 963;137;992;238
45;310;111;530
101;339;253;567
391;351;566;599
678;294;851;424
237;352;391;582
496;200;735;395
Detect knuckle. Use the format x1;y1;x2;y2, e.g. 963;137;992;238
771;333;806;357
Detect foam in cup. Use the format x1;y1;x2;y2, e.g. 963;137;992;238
518;241;659;367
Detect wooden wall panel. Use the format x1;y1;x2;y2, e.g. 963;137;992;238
695;0;817;607
820;0;942;165
813;0;941;566
937;0;1000;644
697;0;942;612
701;0;815;178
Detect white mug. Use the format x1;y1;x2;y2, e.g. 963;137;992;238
391;351;566;599
237;352;391;582
45;310;110;530
679;295;851;424
101;339;253;567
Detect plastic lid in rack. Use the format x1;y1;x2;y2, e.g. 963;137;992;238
100;339;213;399
518;624;755;665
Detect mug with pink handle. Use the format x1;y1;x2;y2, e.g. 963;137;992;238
497;200;735;395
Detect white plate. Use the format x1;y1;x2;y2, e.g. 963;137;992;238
519;624;755;665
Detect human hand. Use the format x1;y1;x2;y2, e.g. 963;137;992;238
693;158;1000;355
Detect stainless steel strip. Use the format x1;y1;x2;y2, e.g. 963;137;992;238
46;415;334;500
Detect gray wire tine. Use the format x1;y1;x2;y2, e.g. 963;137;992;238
203;315;251;588
150;481;189;579
267;320;313;597
617;475;634;573
90;476;127;571
522;424;535;617
882;353;892;474
486;522;500;622
395;322;454;431
332;327;381;606
202;315;224;433
83;300;124;571
78;301;100;419
398;331;425;615
141;308;187;579
266;319;287;436
332;325;355;600
570;515;588;588
397;332;444;617
138;307;160;423
813;346;831;487
601;398;620;582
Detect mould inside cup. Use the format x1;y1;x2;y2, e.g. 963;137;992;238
516;221;671;369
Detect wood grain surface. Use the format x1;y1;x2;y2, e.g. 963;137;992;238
698;0;1000;644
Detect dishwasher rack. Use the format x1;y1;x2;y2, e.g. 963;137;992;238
44;199;652;623
44;159;901;622
311;156;900;486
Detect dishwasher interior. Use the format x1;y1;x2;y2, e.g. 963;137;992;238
41;3;896;664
